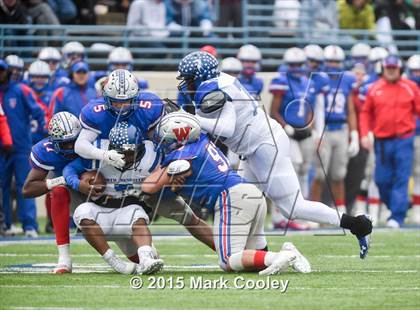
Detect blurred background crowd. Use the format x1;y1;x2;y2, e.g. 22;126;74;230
0;0;419;237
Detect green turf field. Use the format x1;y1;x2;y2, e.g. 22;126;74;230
0;230;419;310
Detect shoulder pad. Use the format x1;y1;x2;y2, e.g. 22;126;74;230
194;79;219;105
199;90;227;114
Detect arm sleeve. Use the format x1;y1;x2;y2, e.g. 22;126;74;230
62;158;86;191
74;128;105;160
196;101;236;139
359;91;374;138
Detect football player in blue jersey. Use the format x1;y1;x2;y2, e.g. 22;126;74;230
175;51;372;259
26;60;53;144
237;44;264;99
142;111;311;275
5;55;24;82
23;112;83;273
269;47;317;230
349;43;371;69
74;69;164;169
37;47;68;90
311;45;360;214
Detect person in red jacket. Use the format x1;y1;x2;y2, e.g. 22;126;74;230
359;55;420;228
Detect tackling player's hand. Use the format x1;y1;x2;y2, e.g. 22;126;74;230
103;150;125;169
169;169;192;192
78;178;104;197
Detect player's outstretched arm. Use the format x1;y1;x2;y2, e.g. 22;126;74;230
196;101;236;139
74;128;104;160
22;168;50;198
141;166;171;194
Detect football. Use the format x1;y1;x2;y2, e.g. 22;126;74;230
80;170;107;188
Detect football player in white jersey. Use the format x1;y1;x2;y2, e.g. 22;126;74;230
176;51;373;259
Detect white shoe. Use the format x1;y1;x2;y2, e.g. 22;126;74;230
259;251;296;276
24;229;38;238
408;206;420;225
353;200;367;216
5;224;23;236
379;204;391;225
53;260;72;274
136;257;164;275
386;219;400;229
107;255;137;275
281;242;311;273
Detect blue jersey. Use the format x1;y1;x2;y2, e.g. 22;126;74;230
79;92;164;139
324;71;356;130
162;134;242;209
1;82;46;152
51;82;97;117
307;71;330;95
269;73;316;128
30;138;77;175
31;90;53;144
238;74;264;98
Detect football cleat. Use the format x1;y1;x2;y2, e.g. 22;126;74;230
135;258;164;275
24;229;39;238
358;214;373;259
53;261;72;274
259;251;296;276
281;242;311;273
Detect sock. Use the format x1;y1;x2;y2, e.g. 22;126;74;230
137;245;154;260
57;244;70;263
228;250;277;271
51;186;70;245
335;199;346;212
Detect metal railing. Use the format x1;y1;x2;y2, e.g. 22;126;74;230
0;16;418;70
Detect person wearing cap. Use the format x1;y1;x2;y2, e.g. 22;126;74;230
49;61;96;118
0;58;46;237
360;55;420;228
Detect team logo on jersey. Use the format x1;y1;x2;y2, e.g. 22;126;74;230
9;98;17;109
172;126;191;143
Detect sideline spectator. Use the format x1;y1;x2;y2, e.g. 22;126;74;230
338;0;375;30
47;0;77;24
218;0;242;38
274;0;301;32
300;0;338;40
127;0;169;39
359;55;420;228
165;0;213;37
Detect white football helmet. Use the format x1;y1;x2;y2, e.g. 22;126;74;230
28;60;51;77
38;47;62;62
324;45;345;62
103;69;139;118
304;44;324;62
406;55;420;71
62;41;85;66
368;47;389;63
220;57;243;74
48;112;82;155
157;111;201;153
108;47;133;70
350;43;371;59
284;47;306;63
5;55;24;69
237;44;262;62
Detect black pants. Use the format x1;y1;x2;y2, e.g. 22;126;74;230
345;148;369;212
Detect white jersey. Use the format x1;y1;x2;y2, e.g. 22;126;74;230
90;139;161;199
198;72;281;156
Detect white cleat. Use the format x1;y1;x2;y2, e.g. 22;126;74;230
136;258;164;275
386;219;400;229
107;255;137;275
5;224;23;236
53;261;72;274
259;251;296;276
281;242;311;273
24;229;39;238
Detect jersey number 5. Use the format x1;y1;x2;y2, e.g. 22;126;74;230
207;142;228;172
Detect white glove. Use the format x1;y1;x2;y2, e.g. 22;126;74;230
347;130;360;158
103;150;125;169
283;124;295;137
168;21;183;33
200;19;213;37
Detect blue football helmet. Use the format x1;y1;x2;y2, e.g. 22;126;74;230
177;51;219;93
109;121;145;170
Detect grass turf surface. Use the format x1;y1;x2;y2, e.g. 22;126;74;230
0;230;419;310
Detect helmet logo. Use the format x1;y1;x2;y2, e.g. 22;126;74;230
194;58;203;71
172;127;191;143
116;70;129;96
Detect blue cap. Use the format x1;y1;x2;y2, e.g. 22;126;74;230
71;61;89;73
382;55;402;68
0;59;8;70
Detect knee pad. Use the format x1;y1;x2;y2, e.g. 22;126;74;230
73;203;95;228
